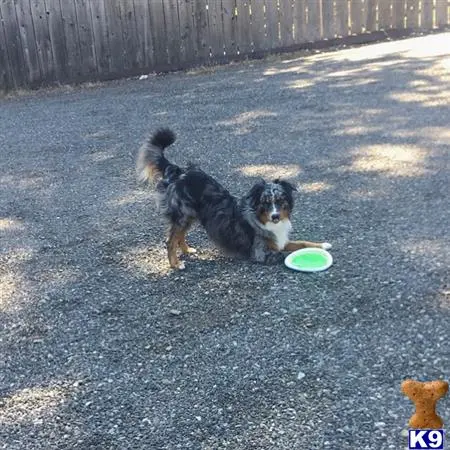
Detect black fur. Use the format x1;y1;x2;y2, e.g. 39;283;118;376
136;128;179;184
137;128;296;265
150;128;176;149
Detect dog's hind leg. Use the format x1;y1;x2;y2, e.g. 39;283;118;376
167;225;186;270
178;219;197;255
179;235;197;254
167;219;197;269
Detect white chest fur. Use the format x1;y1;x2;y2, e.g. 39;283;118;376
264;219;292;251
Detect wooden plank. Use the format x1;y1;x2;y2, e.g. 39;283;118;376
45;0;69;82
148;0;169;68
322;0;336;38
350;0;363;33
14;0;41;85
221;0;237;56
0;0;29;87
59;0;83;80
89;0;111;75
305;0;322;41
235;0;252;54
293;0;307;43
29;0;56;84
366;0;378;31
164;0;182;67
116;0;139;71
377;0;392;29
264;0;280;49
435;0;448;27
0;5;14;90
133;0;153;69
75;0;98;76
104;0;125;75
18;0;44;85
405;0;419;28
392;0;406;28
208;0;225;58
335;0;350;36
192;0;209;61
177;0;196;63
250;0;268;51
278;0;295;46
421;0;433;28
360;0;370;31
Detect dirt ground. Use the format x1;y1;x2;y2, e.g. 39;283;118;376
1;32;449;449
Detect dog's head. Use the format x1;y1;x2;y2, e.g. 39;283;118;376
247;179;296;224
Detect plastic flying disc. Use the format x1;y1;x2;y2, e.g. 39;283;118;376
284;248;333;272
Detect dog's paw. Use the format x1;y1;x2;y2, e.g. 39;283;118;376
321;242;332;250
265;251;285;264
170;261;186;270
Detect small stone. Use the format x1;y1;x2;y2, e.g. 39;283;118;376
297;371;306;380
374;421;386;427
169;309;181;316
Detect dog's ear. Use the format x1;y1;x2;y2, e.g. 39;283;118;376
247;180;266;209
273;179;297;193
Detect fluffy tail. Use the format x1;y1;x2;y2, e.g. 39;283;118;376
136;128;176;184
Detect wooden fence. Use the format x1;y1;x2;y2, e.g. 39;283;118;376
0;0;449;91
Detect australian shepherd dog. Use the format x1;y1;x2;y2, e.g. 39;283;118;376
137;128;331;269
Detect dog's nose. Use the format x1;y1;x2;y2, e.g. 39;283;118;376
271;213;280;222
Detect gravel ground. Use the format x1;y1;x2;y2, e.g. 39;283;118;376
1;32;449;450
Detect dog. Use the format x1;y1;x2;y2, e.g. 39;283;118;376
137;128;331;269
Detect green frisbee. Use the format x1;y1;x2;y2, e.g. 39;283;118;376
284;248;333;272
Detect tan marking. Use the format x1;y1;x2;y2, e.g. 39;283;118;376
283;240;324;251
167;221;196;268
257;209;270;225
179;235;196;254
279;208;290;220
266;238;279;251
148;162;162;181
167;227;184;269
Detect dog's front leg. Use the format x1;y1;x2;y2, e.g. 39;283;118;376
283;241;332;252
251;249;284;264
251;239;284;264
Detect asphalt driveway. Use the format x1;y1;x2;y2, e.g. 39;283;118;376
1;32;449;449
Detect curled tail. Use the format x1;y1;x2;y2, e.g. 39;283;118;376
136;128;177;184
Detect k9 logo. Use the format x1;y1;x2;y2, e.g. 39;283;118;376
408;429;444;449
